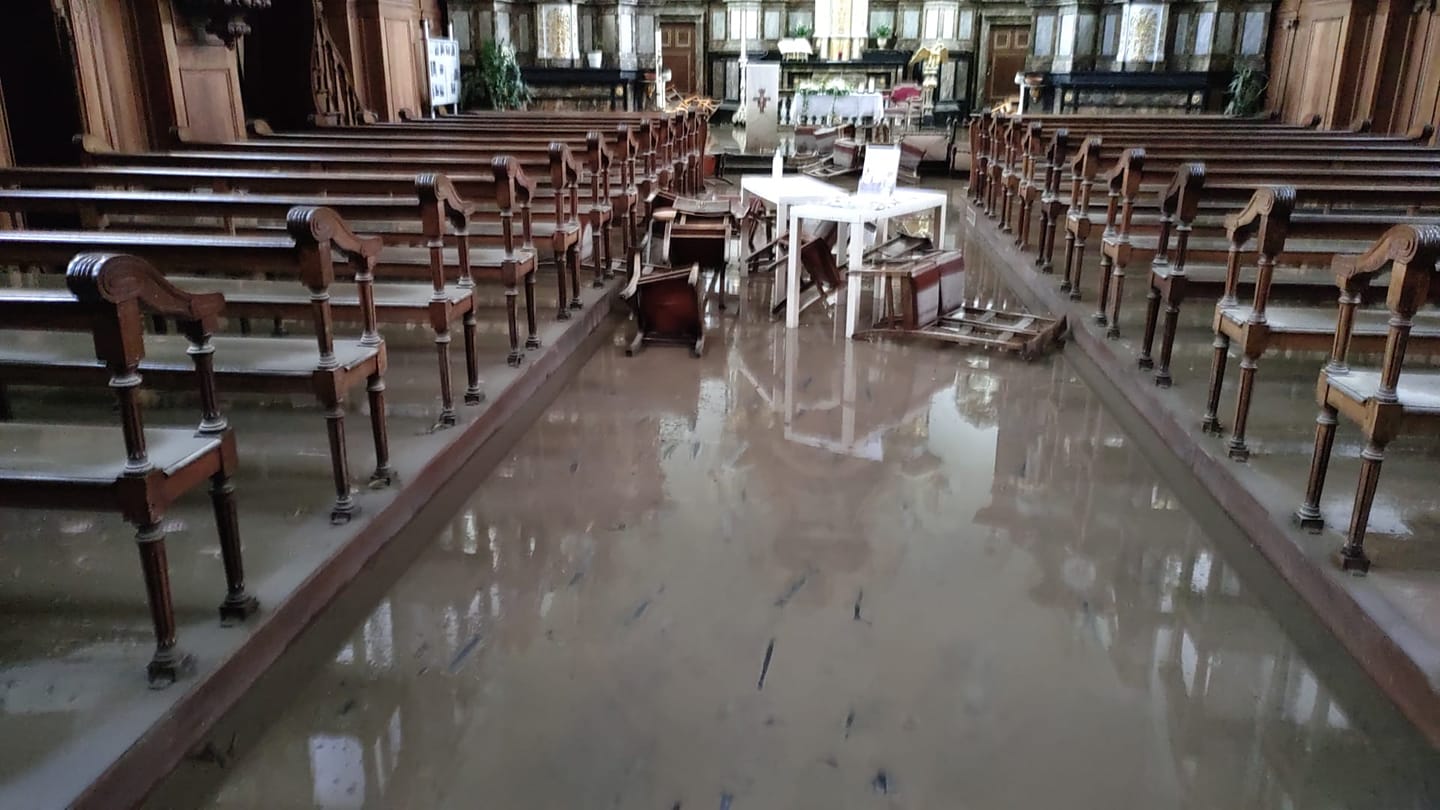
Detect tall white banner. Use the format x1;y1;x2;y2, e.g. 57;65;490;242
744;63;781;152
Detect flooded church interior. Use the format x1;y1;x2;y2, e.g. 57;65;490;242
2;0;1440;807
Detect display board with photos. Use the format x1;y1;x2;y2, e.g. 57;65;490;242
427;37;461;108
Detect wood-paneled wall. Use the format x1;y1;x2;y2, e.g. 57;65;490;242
2;0;451;157
1269;0;1440;138
351;0;446;121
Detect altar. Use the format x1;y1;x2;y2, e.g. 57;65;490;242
789;91;885;126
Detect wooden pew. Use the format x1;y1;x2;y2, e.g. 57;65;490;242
91;135;611;296
0;161;588;314
0;171;540;422
1199;188;1440;460
1090;171;1440;384
0;208;389;523
381;111;694;196
421;108;705;192
0;253;257;686
246;123;642;246
1294;224;1440;573
341;117;673;200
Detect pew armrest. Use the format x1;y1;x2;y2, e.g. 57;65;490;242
1326;224;1440;383
1221;186;1295;308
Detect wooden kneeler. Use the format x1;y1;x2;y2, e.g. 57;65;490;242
620;253;705;357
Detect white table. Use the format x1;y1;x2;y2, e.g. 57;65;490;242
738;174;843;311
786;188;949;336
792;92;886;125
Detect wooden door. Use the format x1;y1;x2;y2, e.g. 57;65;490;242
661;22;697;95
984;25;1031;104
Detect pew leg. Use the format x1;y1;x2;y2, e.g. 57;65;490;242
433;328;457;428
366;373;394;487
1000;188;1014;233
1339;441;1386;574
1296;405;1338;532
238;317;252;336
1059;232;1076;292
1039;214;1055;273
150;314;169;335
1226;354;1258;461
323;402;359;524
1093;253;1113;323
1201;334;1230;434
1155;301;1181;388
525;271;542;349
1138;283;1161;370
555;255;571;321
210;473;258;624
1105;262;1125;339
271;318;287;337
1017;201;1031;248
462;309;484;405
506;284;523;365
590;218;605;291
136;522;194;688
1069;240;1087;303
0;380;10;420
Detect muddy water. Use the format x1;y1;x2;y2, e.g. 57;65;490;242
196;246;1440;809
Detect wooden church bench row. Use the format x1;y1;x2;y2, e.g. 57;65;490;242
0;253;259;687
0;207;390;524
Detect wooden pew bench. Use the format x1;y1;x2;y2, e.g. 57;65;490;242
0;170;542;412
0;209;389;523
0;161;590;318
85;136;612;297
238;127;640;270
1199;188;1440;461
0;253;257;686
1293;224;1440;573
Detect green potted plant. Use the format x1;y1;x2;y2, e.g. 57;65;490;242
872;23;893;49
788;24;813;40
463;40;529;111
1226;65;1267;117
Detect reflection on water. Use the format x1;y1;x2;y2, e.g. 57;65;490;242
201;250;1440;810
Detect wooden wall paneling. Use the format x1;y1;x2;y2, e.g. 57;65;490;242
384;13;422;117
1295;16;1342;125
1327;0;1375;128
66;0;155;152
1391;12;1440;135
324;0;371;108
1359;0;1411;131
1267;10;1301;117
356;0;425;121
174;36;247;142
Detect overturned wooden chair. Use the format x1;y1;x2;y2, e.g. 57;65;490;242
620;250;704;357
853;250;1068;359
649;190;739;309
0;253;258;687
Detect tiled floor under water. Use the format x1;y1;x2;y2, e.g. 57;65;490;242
173;227;1440;808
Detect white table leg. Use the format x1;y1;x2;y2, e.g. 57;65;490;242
785;209;802;329
937;201;948;249
841;340;856;446
771;198;790;312
845;222;864;338
784;328;798;428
